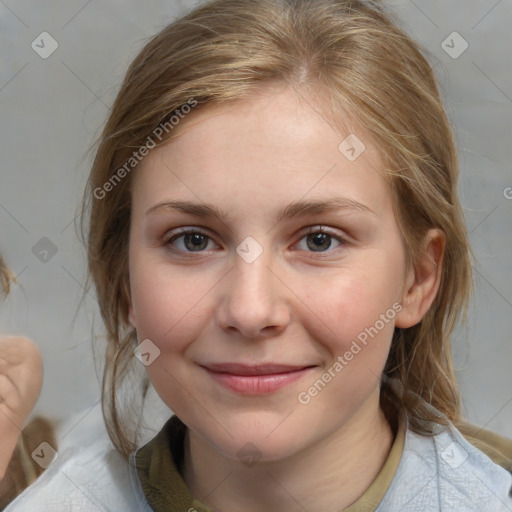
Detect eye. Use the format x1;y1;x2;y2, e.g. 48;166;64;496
295;227;345;253
165;229;219;252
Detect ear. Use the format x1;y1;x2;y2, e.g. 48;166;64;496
395;228;445;329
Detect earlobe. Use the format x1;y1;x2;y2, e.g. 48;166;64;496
395;228;445;329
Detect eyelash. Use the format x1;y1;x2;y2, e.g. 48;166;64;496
164;226;348;256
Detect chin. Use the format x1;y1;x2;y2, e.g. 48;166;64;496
194;415;307;465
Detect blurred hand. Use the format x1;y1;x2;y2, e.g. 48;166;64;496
0;337;43;480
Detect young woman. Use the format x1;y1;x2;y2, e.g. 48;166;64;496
6;1;512;510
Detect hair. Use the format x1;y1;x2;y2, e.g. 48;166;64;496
80;0;473;457
0;252;14;296
0;416;58;508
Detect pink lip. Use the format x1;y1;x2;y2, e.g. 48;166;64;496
201;363;315;395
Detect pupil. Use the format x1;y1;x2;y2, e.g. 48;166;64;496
307;233;331;251
185;233;207;251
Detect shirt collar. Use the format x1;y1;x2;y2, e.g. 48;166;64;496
135;412;406;512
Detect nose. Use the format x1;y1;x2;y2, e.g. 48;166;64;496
215;250;291;340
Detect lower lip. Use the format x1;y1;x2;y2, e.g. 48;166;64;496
203;367;314;395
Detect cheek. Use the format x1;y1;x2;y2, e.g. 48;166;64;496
291;255;403;402
129;260;213;413
301;269;400;348
129;259;211;349
297;274;397;414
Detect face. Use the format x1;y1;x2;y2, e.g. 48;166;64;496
127;85;412;462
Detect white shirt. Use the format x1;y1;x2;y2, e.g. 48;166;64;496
6;416;512;511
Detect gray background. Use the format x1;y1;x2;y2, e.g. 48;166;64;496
0;0;511;444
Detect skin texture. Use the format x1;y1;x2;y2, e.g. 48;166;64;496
0;336;43;480
127;85;443;511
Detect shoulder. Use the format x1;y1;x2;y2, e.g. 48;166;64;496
4;437;152;512
458;421;512;474
378;420;512;511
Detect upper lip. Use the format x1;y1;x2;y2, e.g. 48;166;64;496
201;363;314;376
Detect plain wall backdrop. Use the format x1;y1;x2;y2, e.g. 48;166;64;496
1;0;511;444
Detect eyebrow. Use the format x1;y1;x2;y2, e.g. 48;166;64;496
145;197;376;221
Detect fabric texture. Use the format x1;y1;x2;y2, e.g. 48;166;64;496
135;414;512;512
458;421;512;474
134;414;406;512
4;411;512;511
3;435;151;512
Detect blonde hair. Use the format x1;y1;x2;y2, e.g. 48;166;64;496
81;0;472;457
0;253;14;296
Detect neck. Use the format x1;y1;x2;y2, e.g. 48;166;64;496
183;392;395;512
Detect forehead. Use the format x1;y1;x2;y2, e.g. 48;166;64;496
131;85;393;220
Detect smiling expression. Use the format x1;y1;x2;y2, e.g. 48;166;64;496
127;84;413;461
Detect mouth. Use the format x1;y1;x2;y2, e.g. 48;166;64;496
199;363;317;395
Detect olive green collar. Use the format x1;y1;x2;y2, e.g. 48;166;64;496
135;412;407;512
135;415;212;512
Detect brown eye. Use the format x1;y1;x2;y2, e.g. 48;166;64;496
183;233;208;251
306;232;332;252
296;228;344;253
167;230;217;252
